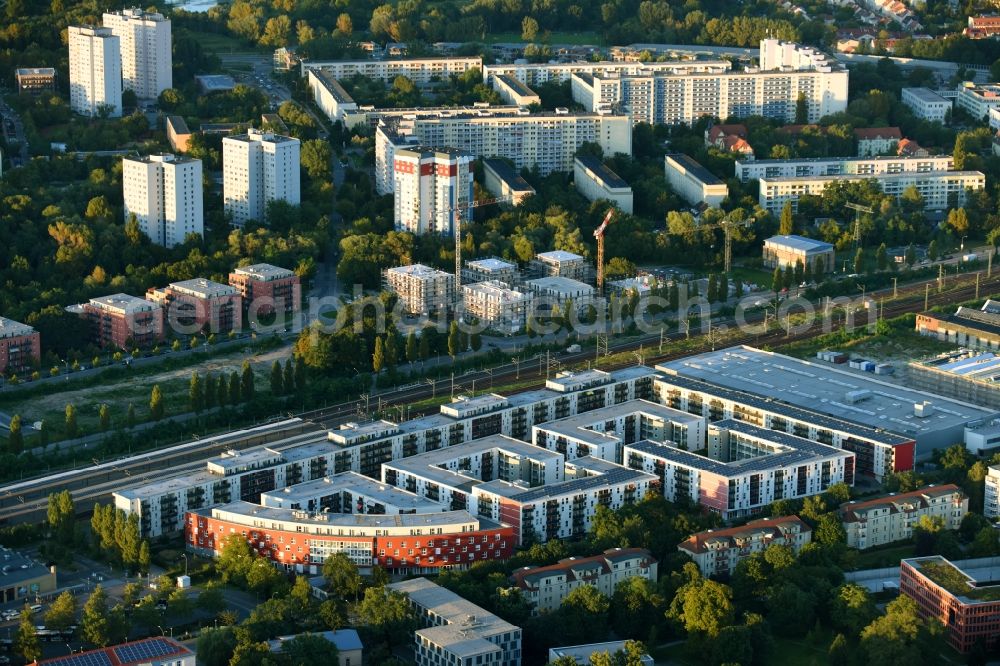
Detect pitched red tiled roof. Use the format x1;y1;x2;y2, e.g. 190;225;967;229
854;127;902;141
707;124;748;142
838;484;964;523
677;516;810;555
510;547;654;589
896;138;926;156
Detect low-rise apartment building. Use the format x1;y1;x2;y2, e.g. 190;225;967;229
901;87;952;123
146;278;241;335
165;115;192;153
228;263;301;322
510;548;657;613
463;280;533;335
15;67;56;94
485;58;730;86
678;516;812;577
389;578;522;666
529;251;590;282
482;159;536;205
573;156;633;214
523;276;595;309
384;264;456;315
463;257;520;285
625;420;855;521
0;317;40;375
664;153;728;207
854;127;902;156
71;293;164;349
839;485;968;549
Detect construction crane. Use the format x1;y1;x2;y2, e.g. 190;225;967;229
594;208;616;293
665;215;752;273
845;202;874;250
434;195;512;288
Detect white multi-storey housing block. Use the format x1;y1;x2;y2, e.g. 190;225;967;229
664;153;729;207
307;68;357;122
68;26;122;117
375;111;631;194
392;147;474;236
462;281;533;335
383;264;456;316
533;399;705;463
901;87;952;123
573;156;633;214
122;154;203;248
223;130;301;227
840;485;968;549
735;154;955;182
678;516;812;577
510;548;657;613
571;39;848;126
102;9;171;100
758;170;986;214
300;57;482;83
625;420;855;521
484;58;731;86
986;465;1000;520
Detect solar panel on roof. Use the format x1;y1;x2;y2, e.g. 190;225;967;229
113;638;179;664
43;652;114;666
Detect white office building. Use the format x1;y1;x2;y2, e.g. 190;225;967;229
758;170;986;214
67;26;122;117
956;83;1000;122
223;129;301;227
102;9;171;100
571;39;848;126
123;154;203;248
901;87;952;123
392;147;474;236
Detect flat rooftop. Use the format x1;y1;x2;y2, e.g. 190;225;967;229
764;234;835;253
495;73;538;98
739;154;952;168
463;280;531;301
535;399;702;447
758;170;986;185
388;578;518;648
386;263;453;280
0;546;54;588
195;74;236;91
311;68;355;104
206;501;496;531
0;316;34;338
477;464;654;502
525;276;594;295
16;67;55;76
39;637;192;666
384;434;562;492
466;257;518;272
665;153;723;185
575;155;630;190
89;293;158;314
627;418;850;476
232;263;295;280
660;346;995;439
168;278;237;298
259;472;444;512
902;88;951;104
536;250;584;264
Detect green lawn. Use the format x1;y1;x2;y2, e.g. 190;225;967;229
483;30;603;45
852;542;917;570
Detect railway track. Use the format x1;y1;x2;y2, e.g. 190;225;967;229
0;268;994;524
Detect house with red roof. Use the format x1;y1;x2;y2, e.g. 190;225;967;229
854;127;902;156
678;516;811;577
